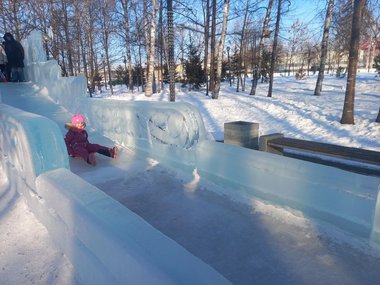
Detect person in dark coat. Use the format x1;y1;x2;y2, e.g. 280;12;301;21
64;114;118;166
3;32;25;82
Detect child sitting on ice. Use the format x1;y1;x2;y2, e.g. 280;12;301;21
64;114;118;166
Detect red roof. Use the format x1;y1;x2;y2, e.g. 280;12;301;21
360;38;380;51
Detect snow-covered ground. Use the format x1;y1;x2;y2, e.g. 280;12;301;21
1;72;380;285
0;168;75;284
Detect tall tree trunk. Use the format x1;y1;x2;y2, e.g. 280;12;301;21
250;0;273;95
267;0;282;97
138;45;144;92
144;0;158;97
236;0;249;93
11;1;21;40
78;0;90;96
168;0;175;101
59;32;67;76
340;0;365;124
105;33;113;95
314;0;334;96
88;5;96;93
209;0;216;98
157;0;163;93
62;0;74;76
100;3;113;95
213;0;229;99
121;0;134;92
204;0;210;96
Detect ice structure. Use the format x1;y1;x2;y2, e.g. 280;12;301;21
1;30;379;284
19;30;380;244
19;31;380;247
0;31;230;285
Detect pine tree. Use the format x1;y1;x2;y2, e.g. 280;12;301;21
184;43;205;90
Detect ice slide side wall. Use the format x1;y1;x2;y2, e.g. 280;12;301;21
0;104;231;285
195;141;380;245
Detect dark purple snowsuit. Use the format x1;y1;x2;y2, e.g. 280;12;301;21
64;126;112;163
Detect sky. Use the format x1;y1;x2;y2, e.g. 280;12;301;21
1;71;380;285
280;0;326;42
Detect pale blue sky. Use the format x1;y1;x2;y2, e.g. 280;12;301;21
281;0;326;41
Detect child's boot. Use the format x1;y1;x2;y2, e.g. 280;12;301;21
111;146;118;159
87;153;97;166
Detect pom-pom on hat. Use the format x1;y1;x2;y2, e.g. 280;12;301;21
71;114;85;125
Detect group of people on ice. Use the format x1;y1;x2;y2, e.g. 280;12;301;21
0;32;25;82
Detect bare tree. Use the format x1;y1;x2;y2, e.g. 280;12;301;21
314;0;334;95
209;0;217;97
73;0;90;93
330;0;353;73
168;0;176;101
235;0;249;93
144;0;158;97
121;0;134;92
61;0;74;76
0;0;31;40
250;0;274;95
213;0;230;99
285;19;309;77
267;0;282;97
340;0;366;124
99;0;116;95
157;0;163;93
203;0;211;96
87;1;97;93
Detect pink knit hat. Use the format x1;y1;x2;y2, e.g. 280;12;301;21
71;114;85;125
